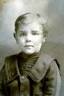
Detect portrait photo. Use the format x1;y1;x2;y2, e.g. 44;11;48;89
0;0;64;96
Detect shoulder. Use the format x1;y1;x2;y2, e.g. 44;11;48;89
42;53;60;72
39;53;60;76
39;53;54;66
40;53;60;69
5;54;17;63
0;54;17;72
4;54;18;81
4;54;18;69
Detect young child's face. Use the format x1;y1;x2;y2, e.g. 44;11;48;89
15;21;45;54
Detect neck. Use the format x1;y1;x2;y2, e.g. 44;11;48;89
18;51;40;59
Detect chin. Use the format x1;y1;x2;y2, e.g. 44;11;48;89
23;50;35;55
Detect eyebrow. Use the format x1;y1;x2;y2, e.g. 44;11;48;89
19;30;26;33
18;30;42;34
32;30;39;32
32;30;42;34
19;30;39;33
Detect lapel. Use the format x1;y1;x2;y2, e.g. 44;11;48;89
5;53;54;84
27;53;54;82
5;55;18;84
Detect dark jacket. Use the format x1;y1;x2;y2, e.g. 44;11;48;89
0;53;61;96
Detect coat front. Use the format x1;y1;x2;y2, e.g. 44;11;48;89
0;53;61;96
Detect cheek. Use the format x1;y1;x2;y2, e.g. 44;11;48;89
34;35;43;44
17;37;25;46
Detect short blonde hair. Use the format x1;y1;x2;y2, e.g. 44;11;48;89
15;12;48;37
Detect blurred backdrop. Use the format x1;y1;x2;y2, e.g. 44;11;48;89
0;0;64;95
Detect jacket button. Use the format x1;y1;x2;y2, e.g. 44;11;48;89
21;76;25;79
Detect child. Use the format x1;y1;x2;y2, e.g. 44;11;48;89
0;12;61;96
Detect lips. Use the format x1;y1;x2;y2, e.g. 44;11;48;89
24;45;33;47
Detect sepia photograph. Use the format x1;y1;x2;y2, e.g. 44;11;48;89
0;0;64;96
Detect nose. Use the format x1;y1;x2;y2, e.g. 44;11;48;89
25;34;32;42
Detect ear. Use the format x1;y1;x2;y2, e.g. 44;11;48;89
13;33;18;42
42;37;46;43
14;33;19;44
14;33;18;40
14;33;16;38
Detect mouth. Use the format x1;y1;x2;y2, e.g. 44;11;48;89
24;45;33;47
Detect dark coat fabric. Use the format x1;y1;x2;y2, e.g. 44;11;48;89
0;52;61;96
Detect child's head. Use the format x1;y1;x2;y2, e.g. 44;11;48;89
14;12;48;54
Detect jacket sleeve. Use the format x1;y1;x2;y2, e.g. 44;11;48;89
0;65;7;96
43;60;61;96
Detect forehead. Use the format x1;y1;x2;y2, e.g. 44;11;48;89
15;13;46;33
20;13;40;24
18;21;42;31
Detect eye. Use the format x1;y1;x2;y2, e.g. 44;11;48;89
19;31;27;36
32;31;39;35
